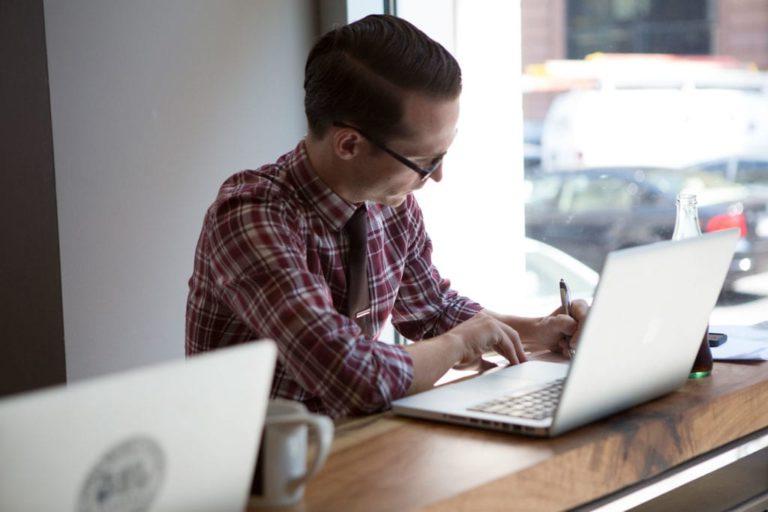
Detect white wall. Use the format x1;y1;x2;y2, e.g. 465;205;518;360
44;0;317;381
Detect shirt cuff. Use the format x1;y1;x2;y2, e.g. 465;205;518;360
372;340;414;404
431;295;483;337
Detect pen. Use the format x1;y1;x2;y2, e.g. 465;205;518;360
559;279;575;358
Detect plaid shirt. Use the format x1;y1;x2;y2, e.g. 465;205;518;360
186;141;482;418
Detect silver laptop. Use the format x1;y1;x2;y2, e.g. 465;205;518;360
0;340;277;512
393;229;739;437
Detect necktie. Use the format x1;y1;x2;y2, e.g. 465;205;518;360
345;206;372;337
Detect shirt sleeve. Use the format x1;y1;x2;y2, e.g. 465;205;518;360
206;195;413;418
391;195;483;341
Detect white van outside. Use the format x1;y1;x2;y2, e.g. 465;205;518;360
540;87;768;171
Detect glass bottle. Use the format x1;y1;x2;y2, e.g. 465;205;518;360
672;193;713;379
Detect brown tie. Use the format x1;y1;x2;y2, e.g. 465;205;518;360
345;206;372;337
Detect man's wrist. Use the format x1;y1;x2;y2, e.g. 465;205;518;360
485;310;542;347
404;331;469;395
441;331;465;366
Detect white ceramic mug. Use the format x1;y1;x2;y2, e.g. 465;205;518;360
250;399;334;508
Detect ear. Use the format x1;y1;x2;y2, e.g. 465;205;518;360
332;126;365;161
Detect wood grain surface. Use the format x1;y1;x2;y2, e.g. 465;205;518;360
249;361;768;512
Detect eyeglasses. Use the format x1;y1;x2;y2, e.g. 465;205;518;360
333;121;444;179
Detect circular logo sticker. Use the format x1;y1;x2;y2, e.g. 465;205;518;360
77;436;166;512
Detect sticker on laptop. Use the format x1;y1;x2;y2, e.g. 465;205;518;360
78;435;166;512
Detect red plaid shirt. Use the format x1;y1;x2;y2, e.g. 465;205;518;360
186;141;482;418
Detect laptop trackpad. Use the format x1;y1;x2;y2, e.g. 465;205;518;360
461;360;568;396
395;360;569;412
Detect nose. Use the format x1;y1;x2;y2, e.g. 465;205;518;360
429;164;443;183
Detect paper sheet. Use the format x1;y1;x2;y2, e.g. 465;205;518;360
711;324;768;361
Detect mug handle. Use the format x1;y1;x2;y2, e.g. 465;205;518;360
295;413;334;486
268;413;334;487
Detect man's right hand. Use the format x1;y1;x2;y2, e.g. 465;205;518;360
447;312;528;367
403;312;528;395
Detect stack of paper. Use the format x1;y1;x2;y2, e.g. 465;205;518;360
710;323;768;361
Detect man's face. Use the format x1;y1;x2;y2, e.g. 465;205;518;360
358;93;460;207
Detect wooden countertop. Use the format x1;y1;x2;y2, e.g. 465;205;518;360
250;359;768;512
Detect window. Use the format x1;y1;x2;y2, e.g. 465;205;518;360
567;0;711;58
523;0;768;326
393;0;768;326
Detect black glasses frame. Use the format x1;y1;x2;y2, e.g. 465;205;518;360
333;121;443;179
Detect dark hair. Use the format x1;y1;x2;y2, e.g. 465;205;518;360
304;14;461;142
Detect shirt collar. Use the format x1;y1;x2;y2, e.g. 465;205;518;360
288;140;362;231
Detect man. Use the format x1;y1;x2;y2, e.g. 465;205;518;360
186;15;587;418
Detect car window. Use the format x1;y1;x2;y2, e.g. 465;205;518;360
696;161;729;177
525;174;562;207
650;169;748;205
558;175;635;213
645;169;739;193
736;160;768;185
682;173;733;191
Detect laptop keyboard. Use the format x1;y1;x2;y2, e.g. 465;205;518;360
468;379;565;421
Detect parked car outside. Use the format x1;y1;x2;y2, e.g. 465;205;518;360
524;167;768;290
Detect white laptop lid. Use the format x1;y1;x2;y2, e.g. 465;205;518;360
391;229;739;437
550;229;740;435
0;340;277;512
